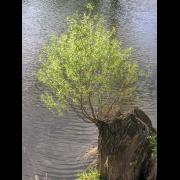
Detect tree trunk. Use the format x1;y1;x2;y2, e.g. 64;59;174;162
96;107;157;180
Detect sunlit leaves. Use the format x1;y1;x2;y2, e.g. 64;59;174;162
36;4;141;118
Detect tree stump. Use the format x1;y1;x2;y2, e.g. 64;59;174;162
96;107;157;180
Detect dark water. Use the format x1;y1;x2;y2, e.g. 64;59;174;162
22;0;157;179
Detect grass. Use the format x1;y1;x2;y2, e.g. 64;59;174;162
147;135;157;160
77;168;100;180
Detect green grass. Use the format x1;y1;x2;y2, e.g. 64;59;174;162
77;168;100;180
147;135;157;160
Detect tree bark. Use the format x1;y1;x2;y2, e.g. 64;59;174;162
96;107;157;180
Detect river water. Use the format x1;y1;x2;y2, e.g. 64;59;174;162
22;0;157;179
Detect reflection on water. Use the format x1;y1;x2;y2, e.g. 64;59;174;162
22;0;156;179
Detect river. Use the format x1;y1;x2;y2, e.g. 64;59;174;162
22;0;157;179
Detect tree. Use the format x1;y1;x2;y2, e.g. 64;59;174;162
36;3;156;180
37;3;139;123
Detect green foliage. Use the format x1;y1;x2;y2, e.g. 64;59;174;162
147;135;157;160
77;168;100;180
36;3;141;121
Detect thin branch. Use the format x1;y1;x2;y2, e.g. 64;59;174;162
88;94;97;120
79;95;96;123
68;102;92;123
104;95;120;117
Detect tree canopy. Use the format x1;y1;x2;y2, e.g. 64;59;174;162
36;3;141;123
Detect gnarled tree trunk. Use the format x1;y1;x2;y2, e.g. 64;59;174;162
96;107;156;180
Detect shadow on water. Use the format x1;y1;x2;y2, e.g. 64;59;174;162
109;0;119;37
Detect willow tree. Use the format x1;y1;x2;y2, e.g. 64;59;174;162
37;4;156;180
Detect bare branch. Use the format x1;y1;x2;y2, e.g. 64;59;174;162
104;96;120;117
88;94;97;120
68;102;92;123
79;95;96;123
